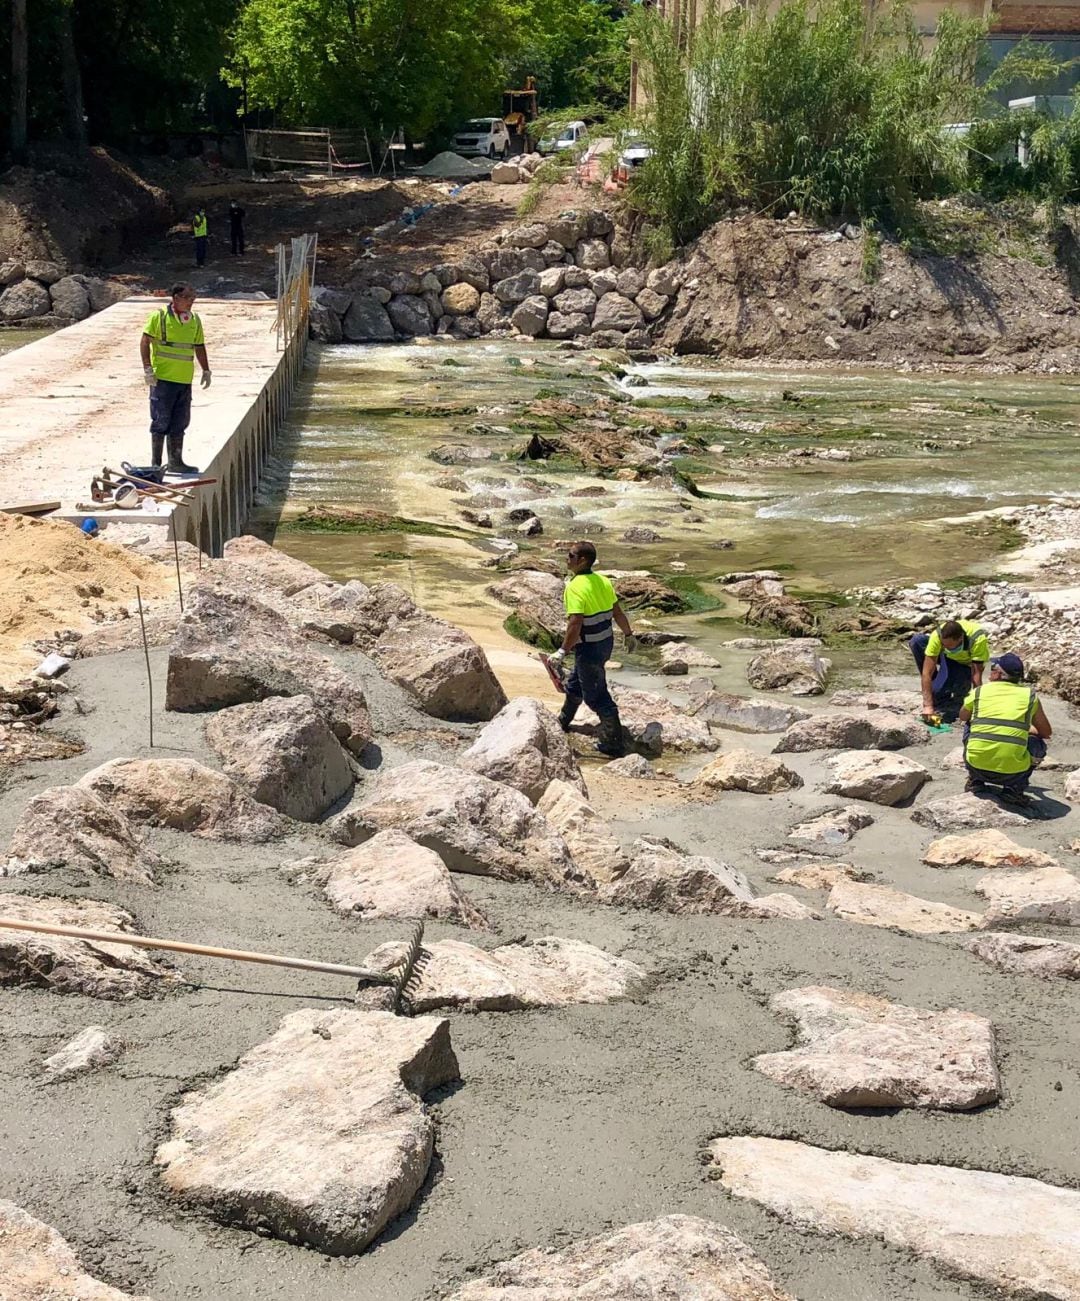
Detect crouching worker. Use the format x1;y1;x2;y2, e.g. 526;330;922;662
912;618;990;723
959;653;1051;808
550;540;637;758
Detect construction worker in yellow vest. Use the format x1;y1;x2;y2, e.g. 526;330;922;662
958;653;1051;808
192;206;208;267
911;618;990;723
139;282;211;475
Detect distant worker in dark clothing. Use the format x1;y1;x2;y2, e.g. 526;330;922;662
192;206;208;266
229;201;245;256
140;282;210;476
550;540;639;758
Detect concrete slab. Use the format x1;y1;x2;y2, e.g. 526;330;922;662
0;297;296;552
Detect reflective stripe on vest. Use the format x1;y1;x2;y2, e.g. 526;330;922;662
581;608;613;643
964;683;1036;774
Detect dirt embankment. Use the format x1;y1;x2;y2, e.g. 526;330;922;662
0;146;173;268
660;211;1080;371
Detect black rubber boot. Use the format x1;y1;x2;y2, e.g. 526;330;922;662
595;710;626;758
166;435;200;476
151;433;165;468
558;698;580;733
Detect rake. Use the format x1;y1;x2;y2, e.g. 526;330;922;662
0;916;427;1015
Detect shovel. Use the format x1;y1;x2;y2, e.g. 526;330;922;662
0;916;428;1014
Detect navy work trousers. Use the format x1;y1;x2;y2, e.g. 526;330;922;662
966;734;1046;794
910;633;972;717
195;235;208;266
563;637;617;720
150;379;192;439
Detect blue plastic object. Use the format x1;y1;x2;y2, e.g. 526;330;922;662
80;517;100;537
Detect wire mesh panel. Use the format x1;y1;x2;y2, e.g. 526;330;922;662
274;232;318;351
245;127;373;174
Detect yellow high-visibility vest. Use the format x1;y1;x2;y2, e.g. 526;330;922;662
192;212;208;237
964;680;1038;775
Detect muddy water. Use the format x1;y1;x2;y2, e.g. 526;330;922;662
0;327;52;356
260;339;1080;666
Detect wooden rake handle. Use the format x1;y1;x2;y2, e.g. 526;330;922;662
0;916;397;985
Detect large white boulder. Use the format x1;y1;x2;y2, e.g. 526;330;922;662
459;697;585;803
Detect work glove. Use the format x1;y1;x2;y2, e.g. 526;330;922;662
200;370;212;389
549;648;566;664
143;365;157;388
625;633;639;653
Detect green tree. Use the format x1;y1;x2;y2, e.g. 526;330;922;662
507;0;631;111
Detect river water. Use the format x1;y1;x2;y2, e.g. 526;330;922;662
261;339;1079;675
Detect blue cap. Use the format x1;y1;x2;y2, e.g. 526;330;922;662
991;653;1024;680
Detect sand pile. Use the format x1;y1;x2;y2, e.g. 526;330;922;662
0;513;172;682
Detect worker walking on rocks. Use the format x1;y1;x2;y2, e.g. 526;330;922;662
192;206;208;266
551;540;638;758
958;653;1051;808
140;283;211;475
912;618;990;723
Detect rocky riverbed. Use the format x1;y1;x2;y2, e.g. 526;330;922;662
1;531;1080;1300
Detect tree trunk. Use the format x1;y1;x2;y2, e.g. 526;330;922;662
11;0;28;161
58;1;87;146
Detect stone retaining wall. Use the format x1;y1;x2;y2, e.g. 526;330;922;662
0;257;127;327
310;207;682;350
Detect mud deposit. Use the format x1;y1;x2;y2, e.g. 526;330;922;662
2;637;1079;1300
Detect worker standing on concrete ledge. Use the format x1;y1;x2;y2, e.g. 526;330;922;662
140;283;211;476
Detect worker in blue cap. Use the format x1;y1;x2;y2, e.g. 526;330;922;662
957;653;1052;808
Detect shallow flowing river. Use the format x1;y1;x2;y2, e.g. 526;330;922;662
261;339;1079;672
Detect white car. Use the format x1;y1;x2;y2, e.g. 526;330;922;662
619;137;653;170
539;120;587;156
452;118;511;159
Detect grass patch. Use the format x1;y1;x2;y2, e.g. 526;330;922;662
966;516;1026;552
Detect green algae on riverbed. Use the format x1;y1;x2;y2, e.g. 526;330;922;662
258;338;1080;668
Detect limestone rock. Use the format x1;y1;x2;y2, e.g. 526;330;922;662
342;295;395;341
49;274;91;320
923;829;1058;869
330;760;586;888
788;806;873;846
753;986;999;1110
537;779;628;882
494;270;541;305
156;1010;458;1255
371;616;507;723
601;837;757;915
693;750;803;795
43;1025;123;1082
823;749;931;805
911;793;1027;832
204;696;353;822
82;277;128;312
772;862;866;890
552;286;597;316
1065;770;1080;801
775;710;927;753
575;238;610;270
545;309;591;338
0;260;24;286
310;302;343;342
710;1136;1080;1301
739;893;821;920
0;1200;152;1300
362;935;646;1012
387;293;432;336
604;753;660;779
0;278;50;322
830;688;923;712
288;830;487;927
658;643;720;675
746;643;830;695
964;932;1080;980
538;265;566;297
597;686;718;753
442;282;481;315
635;287;669;321
592;292;644;333
24;259;64;284
0;895;176;999
166;581;372;754
78;757;286;843
219;535;326;597
459;697;585;803
976;866;1080;926
511;294;549;337
6;785;164;883
447;1214;795;1300
828;879;983;934
684;688;810;734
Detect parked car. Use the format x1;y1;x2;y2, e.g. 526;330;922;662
538;120;587;156
619;136;653;171
452;118;511;159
